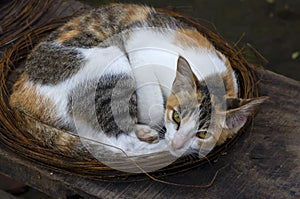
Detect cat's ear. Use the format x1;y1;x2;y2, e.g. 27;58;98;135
172;56;198;91
223;96;268;130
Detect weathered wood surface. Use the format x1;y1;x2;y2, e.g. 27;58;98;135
0;69;299;199
0;190;17;199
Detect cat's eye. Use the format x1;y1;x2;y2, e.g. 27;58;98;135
172;110;181;124
196;131;211;139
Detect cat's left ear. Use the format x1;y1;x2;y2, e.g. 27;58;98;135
223;96;268;130
172;56;198;91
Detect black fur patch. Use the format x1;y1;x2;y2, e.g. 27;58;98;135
95;74;137;136
144;11;189;30
69;74;137;137
25;42;84;84
198;84;212;129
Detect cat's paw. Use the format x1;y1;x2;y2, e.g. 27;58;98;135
135;124;159;144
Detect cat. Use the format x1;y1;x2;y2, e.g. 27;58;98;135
9;3;266;158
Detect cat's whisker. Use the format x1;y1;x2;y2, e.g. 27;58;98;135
198;152;214;167
151;122;164;129
150;124;164;132
149;123;166;138
184;147;214;168
187;151;199;159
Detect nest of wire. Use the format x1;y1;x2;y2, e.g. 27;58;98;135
0;0;260;181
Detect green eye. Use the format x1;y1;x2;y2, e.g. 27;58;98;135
172;110;181;124
196;131;211;139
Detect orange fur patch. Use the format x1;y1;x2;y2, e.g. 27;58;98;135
56;29;80;44
56;6;150;44
166;94;179;122
89;24;106;39
214;51;237;97
165;109;171;122
56;18;81;44
221;69;236;98
166;94;179;110
10;74;57;125
123;6;150;24
174;29;212;49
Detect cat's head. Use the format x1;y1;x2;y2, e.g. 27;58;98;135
165;56;267;157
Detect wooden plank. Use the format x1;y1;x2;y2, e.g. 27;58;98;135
0;190;17;199
0;69;299;199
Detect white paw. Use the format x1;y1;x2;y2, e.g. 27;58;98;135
135;124;159;144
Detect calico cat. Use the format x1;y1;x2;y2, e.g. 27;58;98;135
9;3;266;157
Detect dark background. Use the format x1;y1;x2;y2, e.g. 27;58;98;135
79;0;300;81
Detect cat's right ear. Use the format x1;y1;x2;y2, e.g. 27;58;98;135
223;96;268;130
172;56;198;92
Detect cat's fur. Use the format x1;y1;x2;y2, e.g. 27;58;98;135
10;4;266;157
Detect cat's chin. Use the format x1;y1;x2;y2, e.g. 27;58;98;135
167;143;213;158
165;137;197;157
167;145;192;158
